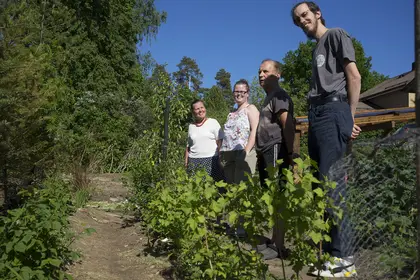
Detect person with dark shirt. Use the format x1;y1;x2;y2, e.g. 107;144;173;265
292;1;361;277
255;59;295;260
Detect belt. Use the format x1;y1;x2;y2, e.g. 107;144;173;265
308;95;348;107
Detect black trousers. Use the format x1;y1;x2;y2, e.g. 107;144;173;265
257;143;289;189
308;101;354;258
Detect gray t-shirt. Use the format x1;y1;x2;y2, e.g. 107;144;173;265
308;28;356;99
256;89;294;153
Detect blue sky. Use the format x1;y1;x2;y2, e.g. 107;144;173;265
141;0;414;90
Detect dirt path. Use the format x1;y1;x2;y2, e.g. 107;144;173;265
67;174;338;280
68;174;170;280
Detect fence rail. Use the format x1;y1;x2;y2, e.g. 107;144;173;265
293;107;416;154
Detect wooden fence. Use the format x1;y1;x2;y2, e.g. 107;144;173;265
293;107;416;154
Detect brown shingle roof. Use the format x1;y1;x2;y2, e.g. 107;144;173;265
359;70;415;101
356;101;374;111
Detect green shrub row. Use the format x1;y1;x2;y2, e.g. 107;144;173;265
0;179;79;280
139;157;339;279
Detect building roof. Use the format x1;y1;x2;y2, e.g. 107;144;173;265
359;70;415;101
356;101;374;111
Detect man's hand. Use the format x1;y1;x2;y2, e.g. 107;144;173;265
351;124;362;139
288;153;300;166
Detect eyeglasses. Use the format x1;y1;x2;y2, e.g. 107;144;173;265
233;91;248;94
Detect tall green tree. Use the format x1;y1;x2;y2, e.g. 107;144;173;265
0;0;70;181
281;41;315;116
51;0;167;169
203;86;230;125
139;51;157;78
151;64;171;84
215;68;234;107
351;38;389;93
0;0;167;179
364;70;389;93
215;68;232;91
281;39;388;116
172;56;203;91
249;76;266;110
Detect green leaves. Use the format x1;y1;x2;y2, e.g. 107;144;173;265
308;231;323;244
273;155;340;275
14;242;27;253
261;192;272;206
143;168;269;279
142;154;343;279
186;218;197;231
228;211;238;225
0;179;79;279
313;187;324;197
204;187;216;199
41;259;61;268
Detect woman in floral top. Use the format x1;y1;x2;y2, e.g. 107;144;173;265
220;79;260;184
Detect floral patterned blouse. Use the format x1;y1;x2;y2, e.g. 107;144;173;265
220;107;250;152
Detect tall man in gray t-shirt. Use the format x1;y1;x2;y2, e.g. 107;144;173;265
255;59;296;260
292;1;361;278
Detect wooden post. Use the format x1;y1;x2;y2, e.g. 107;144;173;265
294;131;301;155
381;121;396;137
414;0;420;279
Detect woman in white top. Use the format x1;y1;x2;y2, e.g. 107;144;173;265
220;79;260;184
185;99;224;181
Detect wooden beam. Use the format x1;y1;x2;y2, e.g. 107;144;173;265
292;107;415;153
295;107;414;122
296;112;415;133
357;112;415;126
359;121;395;132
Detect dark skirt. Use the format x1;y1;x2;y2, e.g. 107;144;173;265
187;156;224;182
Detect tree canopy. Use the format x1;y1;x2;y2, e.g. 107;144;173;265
0;0;167;180
215;68;232;91
172;56;203;92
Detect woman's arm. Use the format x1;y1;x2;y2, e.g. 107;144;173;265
213;119;224;155
244;105;260;153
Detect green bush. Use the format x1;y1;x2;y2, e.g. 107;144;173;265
0;179;78;280
143;156;339;279
145;169;268;279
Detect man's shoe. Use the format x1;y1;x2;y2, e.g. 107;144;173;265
257;243;290;261
308;257;357;278
259;246;278;260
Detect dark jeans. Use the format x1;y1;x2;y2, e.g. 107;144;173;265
257;143;289;249
257;143;289;189
308;101;353;258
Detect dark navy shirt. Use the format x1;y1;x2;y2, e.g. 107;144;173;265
256;88;294;153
